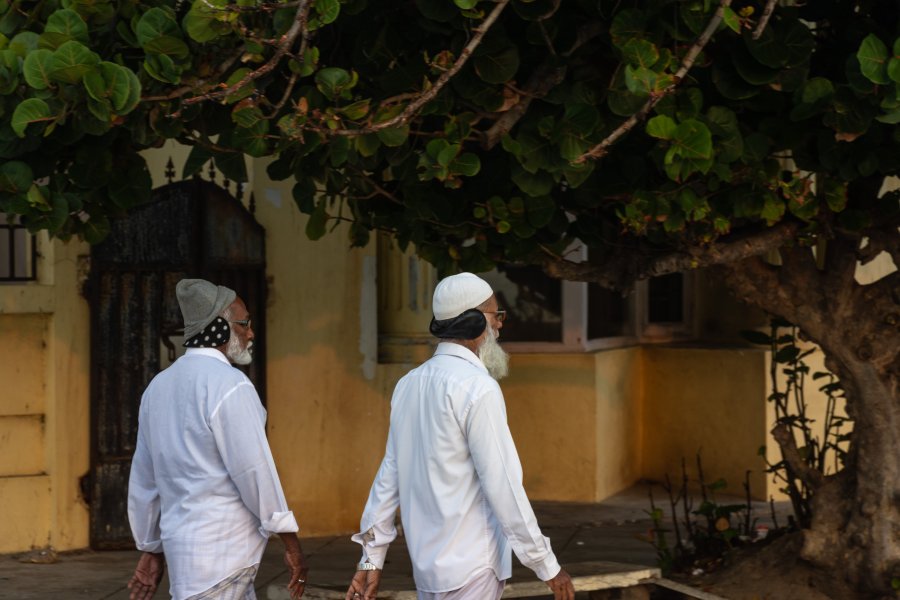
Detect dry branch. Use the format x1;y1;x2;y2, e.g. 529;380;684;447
574;0;732;164
771;423;824;489
314;0;512;137
542;219;798;291
182;0;312;107
753;0;778;40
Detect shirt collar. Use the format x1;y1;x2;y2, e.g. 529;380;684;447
184;347;231;365
434;341;488;374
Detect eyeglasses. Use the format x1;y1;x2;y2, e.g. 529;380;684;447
483;309;507;323
230;318;252;329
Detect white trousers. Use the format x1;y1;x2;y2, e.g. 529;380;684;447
417;568;505;600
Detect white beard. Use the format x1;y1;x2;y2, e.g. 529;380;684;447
226;335;253;365
477;326;509;380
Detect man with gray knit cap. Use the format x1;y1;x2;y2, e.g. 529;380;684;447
127;279;308;600
346;273;574;600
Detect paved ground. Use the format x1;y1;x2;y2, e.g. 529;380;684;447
0;484;783;599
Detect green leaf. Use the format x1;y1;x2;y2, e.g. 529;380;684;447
143;35;190;58
12;98;51;137
305;201;328;240
823;180;847;213
761;191;785;224
48;40;99;83
82;214;111;244
744;26;787;69
454;0;478;8
0;161;33;193
512;166;554;197
376;125;409;147
338;99;370;120
223;67;254;103
621;38;659;68
451;153;480;176
231;121;270;157
857;34;890;85
721;6;740;33
887;56;900;84
646;115;676;140
525;194;556;228
136;7;180;47
83;62;133;112
800;77;834;105
182;145;213;179
474;45;519;84
436;142;459;166
314;0;341;24
23;48;54;89
315;66;354;100
356;134;380;157
673;119;712;160
43;8;89;45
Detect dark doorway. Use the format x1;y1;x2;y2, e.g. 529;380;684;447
86;180;266;549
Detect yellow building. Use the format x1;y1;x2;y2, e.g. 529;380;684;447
0;147;877;553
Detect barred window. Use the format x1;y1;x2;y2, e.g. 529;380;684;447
0;214;37;282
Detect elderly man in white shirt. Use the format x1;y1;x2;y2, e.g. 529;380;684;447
127;279;308;600
345;273;575;600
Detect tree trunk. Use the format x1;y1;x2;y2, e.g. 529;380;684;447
718;238;900;594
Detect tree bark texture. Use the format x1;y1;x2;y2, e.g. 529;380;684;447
717;233;900;594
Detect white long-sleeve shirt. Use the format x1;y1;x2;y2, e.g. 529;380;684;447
352;342;561;593
128;348;298;600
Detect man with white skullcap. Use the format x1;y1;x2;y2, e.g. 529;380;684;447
346;273;575;600
127;279;308;600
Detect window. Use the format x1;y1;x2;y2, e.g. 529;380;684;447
0;214;37;283
479;262;693;352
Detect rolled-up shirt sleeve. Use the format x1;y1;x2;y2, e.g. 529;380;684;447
351;427;400;569
464;387;561;582
128;405;163;553
211;381;299;536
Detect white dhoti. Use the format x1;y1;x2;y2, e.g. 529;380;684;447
417;568;505;600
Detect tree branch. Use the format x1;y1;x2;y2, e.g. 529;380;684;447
314;0;511;137
542;220;798;291
574;0;732;163
481;20;605;149
752;0;778;40
142;51;243;102
481;63;566;149
182;0;312;107
771;423;824;489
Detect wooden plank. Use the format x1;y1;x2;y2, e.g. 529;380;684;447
653;577;730;600
269;562;662;600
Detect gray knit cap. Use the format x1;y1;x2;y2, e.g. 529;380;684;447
176;278;237;340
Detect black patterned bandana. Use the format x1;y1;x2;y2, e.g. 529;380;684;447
183;316;231;348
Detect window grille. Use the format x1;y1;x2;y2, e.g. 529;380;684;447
0;214;37;282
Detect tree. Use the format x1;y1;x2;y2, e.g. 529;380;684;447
1;0;898;591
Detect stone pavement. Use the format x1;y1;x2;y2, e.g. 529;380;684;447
0;484;778;599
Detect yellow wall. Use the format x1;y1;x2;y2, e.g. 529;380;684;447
642;347;769;499
0;239;91;553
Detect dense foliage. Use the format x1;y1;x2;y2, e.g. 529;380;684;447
2;0;897;272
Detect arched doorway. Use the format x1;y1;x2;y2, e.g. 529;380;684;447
85;180;266;549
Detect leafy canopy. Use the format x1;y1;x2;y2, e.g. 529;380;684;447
1;0;898;272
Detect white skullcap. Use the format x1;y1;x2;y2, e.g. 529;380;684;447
432;272;494;320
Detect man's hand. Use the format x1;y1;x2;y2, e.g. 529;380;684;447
280;533;309;600
344;568;381;600
127;552;165;600
545;568;575;600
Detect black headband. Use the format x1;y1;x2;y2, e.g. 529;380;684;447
429;309;487;340
184;316;231;348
